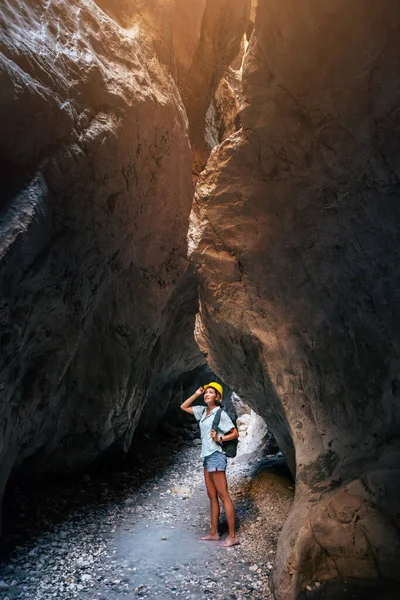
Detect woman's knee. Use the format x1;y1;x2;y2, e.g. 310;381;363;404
207;489;218;501
217;489;230;502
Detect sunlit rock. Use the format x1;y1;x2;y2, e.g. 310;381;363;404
172;0;250;178
190;0;400;597
205;78;240;155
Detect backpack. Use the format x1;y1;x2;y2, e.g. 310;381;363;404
212;406;239;458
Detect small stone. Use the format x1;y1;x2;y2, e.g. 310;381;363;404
249;564;258;572
4;566;14;574
161;536;168;541
0;581;9;591
171;485;191;498
306;585;312;591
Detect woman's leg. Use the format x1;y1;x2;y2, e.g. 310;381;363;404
210;471;239;545
202;468;220;540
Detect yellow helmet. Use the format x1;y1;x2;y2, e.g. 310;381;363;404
203;382;223;399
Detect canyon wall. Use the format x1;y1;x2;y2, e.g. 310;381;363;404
173;0;250;178
190;0;400;597
0;0;193;497
0;0;247;524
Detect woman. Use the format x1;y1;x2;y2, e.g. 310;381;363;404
180;382;240;547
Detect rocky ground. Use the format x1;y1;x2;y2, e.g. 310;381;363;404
0;432;294;600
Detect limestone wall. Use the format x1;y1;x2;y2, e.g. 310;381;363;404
190;1;400;596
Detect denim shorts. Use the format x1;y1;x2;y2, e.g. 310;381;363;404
203;450;227;472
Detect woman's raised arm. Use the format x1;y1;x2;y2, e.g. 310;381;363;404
180;387;204;414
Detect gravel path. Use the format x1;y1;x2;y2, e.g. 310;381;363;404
0;439;294;600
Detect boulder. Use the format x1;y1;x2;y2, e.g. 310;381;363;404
235;410;278;463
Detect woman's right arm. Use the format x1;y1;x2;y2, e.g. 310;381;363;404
180;387;204;414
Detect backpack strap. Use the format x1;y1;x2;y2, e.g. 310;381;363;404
212;408;223;432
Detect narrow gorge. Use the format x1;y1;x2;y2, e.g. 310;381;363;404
1;1;400;599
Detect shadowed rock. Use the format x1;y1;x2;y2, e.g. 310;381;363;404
0;0;252;533
0;0;196;523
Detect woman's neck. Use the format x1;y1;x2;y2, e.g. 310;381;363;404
207;402;218;413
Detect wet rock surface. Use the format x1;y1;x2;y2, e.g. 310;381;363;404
0;435;293;600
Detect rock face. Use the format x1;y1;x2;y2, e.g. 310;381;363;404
0;0;199;518
172;0;250;178
205;79;240;157
0;0;251;528
235;409;278;464
190;1;400;597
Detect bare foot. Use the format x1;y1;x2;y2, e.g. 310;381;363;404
218;536;240;547
200;533;220;541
